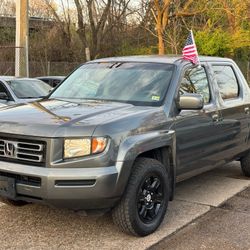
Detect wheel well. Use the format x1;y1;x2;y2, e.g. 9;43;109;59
138;147;173;172
138;147;175;200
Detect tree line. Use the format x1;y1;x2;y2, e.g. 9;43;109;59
0;0;249;65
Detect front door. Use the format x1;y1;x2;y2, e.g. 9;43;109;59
175;64;222;178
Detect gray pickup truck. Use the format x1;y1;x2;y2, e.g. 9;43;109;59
0;56;249;236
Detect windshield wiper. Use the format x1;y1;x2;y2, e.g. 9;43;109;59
19;96;46;99
108;62;123;69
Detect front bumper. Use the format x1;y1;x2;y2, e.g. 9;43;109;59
0;161;120;210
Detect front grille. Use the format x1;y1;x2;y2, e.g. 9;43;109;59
0;138;45;164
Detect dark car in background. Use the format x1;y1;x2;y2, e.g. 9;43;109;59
0;76;52;105
36;76;65;88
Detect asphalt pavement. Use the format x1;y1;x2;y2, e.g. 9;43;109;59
0;161;249;249
151;187;250;250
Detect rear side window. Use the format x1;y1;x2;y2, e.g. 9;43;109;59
179;67;210;104
212;65;239;100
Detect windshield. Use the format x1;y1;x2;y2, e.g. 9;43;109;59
7;79;52;99
50;62;174;106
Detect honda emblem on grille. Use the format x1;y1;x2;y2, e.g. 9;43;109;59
4;141;16;157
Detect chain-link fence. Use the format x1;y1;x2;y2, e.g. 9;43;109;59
28;61;81;77
0;46;82;77
0;60;80;77
0;46;16;75
0;49;249;82
0;60;81;77
0;46;30;76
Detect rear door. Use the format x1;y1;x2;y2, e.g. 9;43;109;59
210;63;249;160
175;64;223;177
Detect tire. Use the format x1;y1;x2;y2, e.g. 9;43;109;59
241;151;250;177
112;157;169;236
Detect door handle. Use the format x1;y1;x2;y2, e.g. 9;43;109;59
244;107;250;114
212;114;219;122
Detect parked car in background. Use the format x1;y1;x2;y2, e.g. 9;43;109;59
0;76;52;105
36;76;65;88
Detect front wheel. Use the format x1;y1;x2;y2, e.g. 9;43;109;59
112;157;169;236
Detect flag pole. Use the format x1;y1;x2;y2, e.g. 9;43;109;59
190;29;201;67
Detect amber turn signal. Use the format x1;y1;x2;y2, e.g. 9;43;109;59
92;137;107;154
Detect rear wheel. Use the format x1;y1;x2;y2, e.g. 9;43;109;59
241;151;250;177
112;157;169;236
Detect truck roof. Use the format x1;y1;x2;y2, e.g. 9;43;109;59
91;55;234;65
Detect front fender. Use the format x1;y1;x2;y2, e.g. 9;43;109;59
114;130;176;197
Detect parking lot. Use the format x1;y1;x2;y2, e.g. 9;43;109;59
0;161;249;250
152;186;250;249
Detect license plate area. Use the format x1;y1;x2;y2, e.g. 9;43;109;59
0;176;16;199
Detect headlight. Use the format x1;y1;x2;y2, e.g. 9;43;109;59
64;137;107;159
64;138;91;158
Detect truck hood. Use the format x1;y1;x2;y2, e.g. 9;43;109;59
0;99;154;137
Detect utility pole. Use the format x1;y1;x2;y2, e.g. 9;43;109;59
15;0;29;77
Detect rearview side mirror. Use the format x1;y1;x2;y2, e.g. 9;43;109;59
0;92;9;100
177;93;204;110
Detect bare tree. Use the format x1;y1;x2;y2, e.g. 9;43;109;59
45;0;72;49
29;0;54;18
0;0;15;16
151;0;207;54
86;0;112;58
74;0;87;61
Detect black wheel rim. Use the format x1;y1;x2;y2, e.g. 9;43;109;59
137;174;164;223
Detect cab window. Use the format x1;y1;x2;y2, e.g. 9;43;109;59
179;67;210;104
212;65;239;100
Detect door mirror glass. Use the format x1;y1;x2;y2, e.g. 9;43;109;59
0;92;9;100
178;93;204;110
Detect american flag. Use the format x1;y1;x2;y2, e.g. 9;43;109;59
182;30;199;64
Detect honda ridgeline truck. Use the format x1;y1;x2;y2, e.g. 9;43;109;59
0;56;249;236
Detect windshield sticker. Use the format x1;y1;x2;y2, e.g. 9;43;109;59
152;95;160;101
